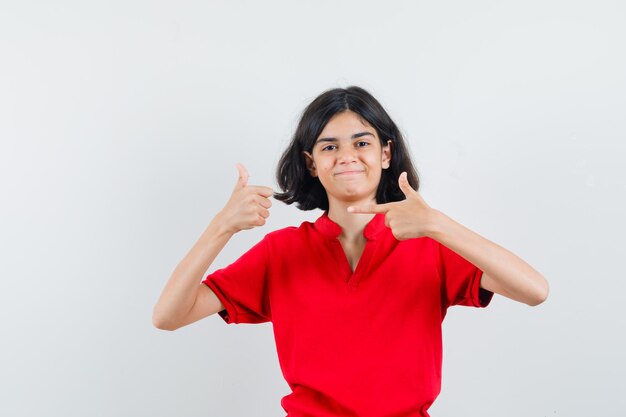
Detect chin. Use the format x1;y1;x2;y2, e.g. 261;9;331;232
330;188;375;203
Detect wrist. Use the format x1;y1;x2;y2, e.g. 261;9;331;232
209;211;237;238
424;209;447;240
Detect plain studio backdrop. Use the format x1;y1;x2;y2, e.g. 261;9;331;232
1;0;624;416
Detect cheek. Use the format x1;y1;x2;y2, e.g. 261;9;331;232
367;153;384;167
316;159;334;172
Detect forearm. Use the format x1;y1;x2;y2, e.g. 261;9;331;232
152;212;234;328
427;209;548;306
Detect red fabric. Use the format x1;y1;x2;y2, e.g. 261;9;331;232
203;211;493;417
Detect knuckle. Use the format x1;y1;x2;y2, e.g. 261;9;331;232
257;197;271;209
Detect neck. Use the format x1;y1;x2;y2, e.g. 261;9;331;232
327;197;376;242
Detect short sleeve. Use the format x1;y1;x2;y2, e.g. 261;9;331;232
433;239;493;309
202;236;271;324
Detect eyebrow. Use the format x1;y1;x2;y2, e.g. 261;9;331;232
315;131;375;144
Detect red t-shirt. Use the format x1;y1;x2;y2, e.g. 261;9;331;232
203;210;493;417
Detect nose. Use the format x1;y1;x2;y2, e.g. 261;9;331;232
337;146;357;164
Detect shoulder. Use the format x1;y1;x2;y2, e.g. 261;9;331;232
263;219;317;244
420;236;444;258
388;235;439;262
265;225;299;241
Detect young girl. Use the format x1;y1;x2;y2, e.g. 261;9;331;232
153;86;549;417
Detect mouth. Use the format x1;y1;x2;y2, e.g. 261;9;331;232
335;170;365;176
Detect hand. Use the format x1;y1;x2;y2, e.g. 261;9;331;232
347;172;435;240
218;163;274;234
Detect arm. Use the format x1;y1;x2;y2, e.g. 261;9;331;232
346;171;549;307
428;209;549;306
152;216;232;331
152;163;274;331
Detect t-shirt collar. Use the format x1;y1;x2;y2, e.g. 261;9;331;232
314;210;386;240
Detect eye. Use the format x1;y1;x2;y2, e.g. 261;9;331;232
356;141;369;147
322;144;337;151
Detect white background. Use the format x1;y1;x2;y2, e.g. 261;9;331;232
1;1;625;416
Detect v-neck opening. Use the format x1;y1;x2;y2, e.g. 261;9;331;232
333;238;376;288
338;239;365;275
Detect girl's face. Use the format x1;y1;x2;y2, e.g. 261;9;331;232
303;110;391;206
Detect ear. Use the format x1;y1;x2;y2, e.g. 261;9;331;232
303;151;317;177
381;140;392;169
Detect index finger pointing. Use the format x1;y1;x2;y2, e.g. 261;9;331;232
347;204;388;214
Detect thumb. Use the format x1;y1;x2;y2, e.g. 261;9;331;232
398;171;414;196
234;163;249;189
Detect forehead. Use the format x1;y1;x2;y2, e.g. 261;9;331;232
317;110;376;138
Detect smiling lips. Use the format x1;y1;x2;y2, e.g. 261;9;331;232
335;170;365;176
